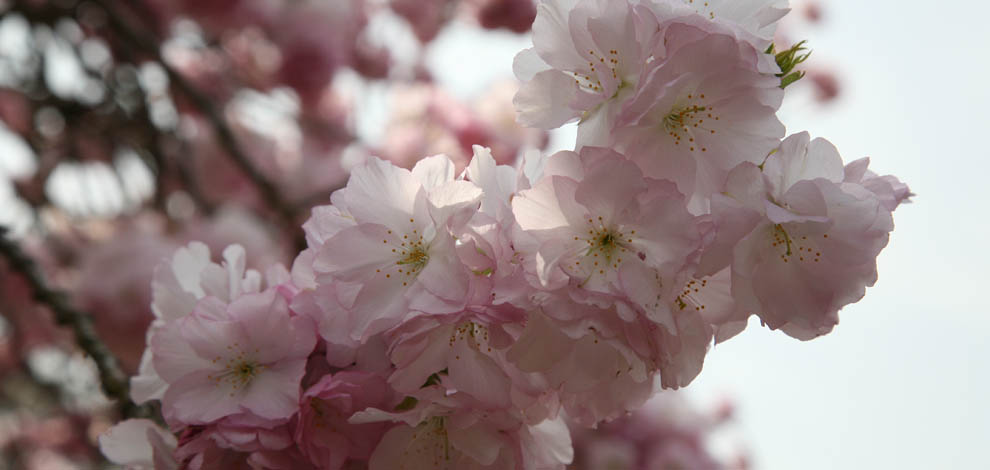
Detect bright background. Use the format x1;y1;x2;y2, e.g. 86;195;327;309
427;0;989;468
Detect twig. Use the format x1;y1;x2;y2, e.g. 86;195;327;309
0;227;149;418
89;0;300;229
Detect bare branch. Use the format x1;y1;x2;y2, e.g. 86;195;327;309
0;227;151;419
88;0;301;229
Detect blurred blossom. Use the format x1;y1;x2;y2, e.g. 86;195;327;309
184;98;348;210
76;216;178;373
271;1;365;104
380;83;475;170
476;0;537;33
143;0;278;37
164;43;236;107
79;209;287;363
180;206;292;269
221;28;283;89
570;392;744;470
0;88;33;135
380;82;546;172
807;68;841;102
390;0;449;44
153;0;374;103
473;80;548;164
351;39;393;80
803;1;824;23
0;411;101;469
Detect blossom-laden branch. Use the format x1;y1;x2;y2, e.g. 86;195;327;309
0;227;150;419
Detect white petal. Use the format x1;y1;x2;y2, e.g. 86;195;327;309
411;154;456;190
171;241;210;299
514;69;581;129
512;47;551;82
99;419;176;467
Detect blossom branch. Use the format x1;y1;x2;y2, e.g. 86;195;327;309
0;227;149;419
88;0;301;228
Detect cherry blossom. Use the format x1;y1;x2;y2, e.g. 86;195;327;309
81;1;913;467
353;388;573;470
99;419;178;470
512;146;702;325
700;132;898;339
153;287;316;425
613;22;785;211
513;0;650;145
642;0;789;55
306;155;483;341
295;372;396;470
569;391;737;470
131;242;265;404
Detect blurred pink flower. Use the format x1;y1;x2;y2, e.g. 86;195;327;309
391;0;449;43
477;0;537;33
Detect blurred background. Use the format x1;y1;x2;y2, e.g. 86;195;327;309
0;0;985;468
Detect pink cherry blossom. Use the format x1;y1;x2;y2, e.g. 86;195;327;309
570;391;735;470
153;287;316;426
513;0;650;141
843;157;914;212
209;414;294;452
508;307;658;425
642;0;789;55
382;306;561;420
131;242;265;404
613;22;784;211
99;419;178;470
308;154;482;341
173;426;254;470
700;132;900;339
457;145;545;309
353;388;573;470
295;371;396;470
512;147;703;324
506;146;716;419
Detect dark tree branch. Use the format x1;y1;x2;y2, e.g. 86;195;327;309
89;0;301;230
0;227;150;419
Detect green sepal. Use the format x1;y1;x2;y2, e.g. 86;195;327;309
472;267;493;276
780;71;806;89
771;40;811;88
421;368;448;388
394;396;419;411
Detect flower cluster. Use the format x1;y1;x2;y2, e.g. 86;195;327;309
100;0;910;468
